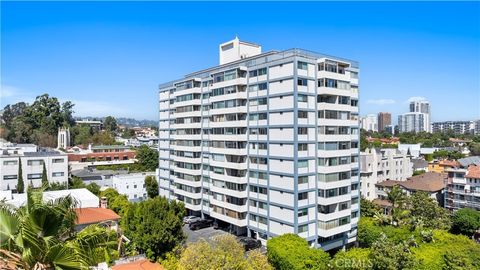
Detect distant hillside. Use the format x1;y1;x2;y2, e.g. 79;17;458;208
75;116;157;127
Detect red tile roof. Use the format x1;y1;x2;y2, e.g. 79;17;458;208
75;207;120;225
439;160;460;167
466;165;480;179
112;259;163;270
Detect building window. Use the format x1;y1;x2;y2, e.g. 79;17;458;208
298;192;308;200
298;160;309;168
298;176;309;184
298;94;308;102
27;174;42;180
298;224;308;233
3;160;18;165
298;143;308;151
52;158;64;163
52;172;64;177
298;208;308;217
298;111;308;118
297;78;308;86
298;127;308;135
3;175;17;180
298;61;308;70
27;160;44;166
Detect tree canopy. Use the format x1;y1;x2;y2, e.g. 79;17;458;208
267;234;330;270
451;208;480;236
122;196;185;261
136;145;159;171
145;175;159;198
163;234;273;270
2;94;75;147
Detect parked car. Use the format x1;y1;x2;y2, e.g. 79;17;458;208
189;219;214;230
213;220;230;230
238;237;262;251
183;216;201;224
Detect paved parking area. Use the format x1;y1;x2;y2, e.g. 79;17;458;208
183;224;229;244
183;224;266;253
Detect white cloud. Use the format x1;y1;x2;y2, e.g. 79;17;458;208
366;99;396;105
406;96;427;103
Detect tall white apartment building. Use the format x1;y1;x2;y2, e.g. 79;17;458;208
360;114;378;132
399;100;431;133
0;140;68;191
398;112;429;133
360;148;413;200
158;38;360;250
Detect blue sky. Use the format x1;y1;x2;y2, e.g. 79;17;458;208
1;1;479;122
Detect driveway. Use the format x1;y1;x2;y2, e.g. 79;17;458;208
183;224;229;244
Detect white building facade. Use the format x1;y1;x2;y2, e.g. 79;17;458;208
360;148;413;200
158;39;360;250
431;121;475;134
1;142;68;191
112;172;156;202
360;114;378;132
398;112;429;133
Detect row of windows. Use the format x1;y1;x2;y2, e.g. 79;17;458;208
212;99;247;109
3;171;65;180
318;78;350;90
213;69;246;83
249;67;267;77
211;85;244;97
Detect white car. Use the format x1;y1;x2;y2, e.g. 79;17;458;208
183;216;201;224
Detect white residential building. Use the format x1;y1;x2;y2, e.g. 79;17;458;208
431;121;475;134
360;148;413;200
398;112;430;133
158;38;360;250
360;114;378;132
0;141;68;191
398;100;431;133
0;188;99;208
112;172;156;202
57;127;71;149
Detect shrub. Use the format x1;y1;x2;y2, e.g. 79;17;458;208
267;234;330;270
451;208;480;236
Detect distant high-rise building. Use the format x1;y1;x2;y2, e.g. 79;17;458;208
398;112;429;133
361;114;378;132
158;38;360;250
399;100;431;133
377;112;391;132
410;100;430;114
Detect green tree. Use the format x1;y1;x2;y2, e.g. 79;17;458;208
103;116;118;132
69;176;87;189
100;188;130;215
0;189;113;269
136;145;158;171
122;196;185;261
409;192;451;230
41;162;48;187
267;234;330;270
360;197;380;217
121;128;136;139
387;185;409;226
86;183;101;196
469;142;480;156
369;234;417;270
145;175;159;198
47;182;68;191
17;158;24;193
71;124;93;146
451;208;480;236
163;234;273;270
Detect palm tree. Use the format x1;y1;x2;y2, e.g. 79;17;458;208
0;188;114;269
387;185;409;226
